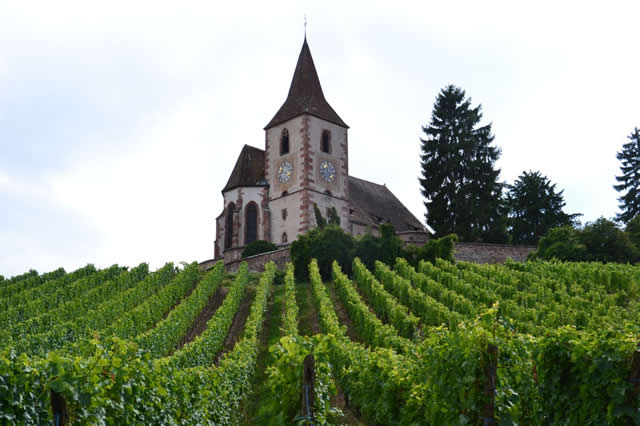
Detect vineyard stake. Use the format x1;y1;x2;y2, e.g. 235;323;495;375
627;346;640;425
50;390;68;426
482;343;498;426
301;354;316;425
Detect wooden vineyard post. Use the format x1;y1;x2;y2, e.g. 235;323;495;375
301;354;315;425
482;343;498;426
627;346;640;425
50;390;68;426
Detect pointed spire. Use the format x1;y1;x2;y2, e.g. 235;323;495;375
265;38;348;129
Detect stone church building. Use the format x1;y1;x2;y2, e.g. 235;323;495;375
214;37;429;264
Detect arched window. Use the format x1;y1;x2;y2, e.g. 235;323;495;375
225;202;236;249
282;232;288;244
245;203;258;245
321;130;331;153
280;128;289;155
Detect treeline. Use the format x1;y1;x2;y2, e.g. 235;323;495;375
532;216;640;263
420;85;640;251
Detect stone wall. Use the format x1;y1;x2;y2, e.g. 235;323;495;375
201;242;536;274
200;246;291;273
454;242;536;263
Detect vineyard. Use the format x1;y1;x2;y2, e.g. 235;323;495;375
1;258;640;425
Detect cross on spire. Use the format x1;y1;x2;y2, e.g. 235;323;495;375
304;14;307;37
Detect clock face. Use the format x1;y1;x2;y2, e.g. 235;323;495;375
320;160;336;183
278;161;293;183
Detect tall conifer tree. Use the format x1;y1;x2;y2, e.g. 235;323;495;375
505;170;579;245
614;127;640;224
419;85;507;242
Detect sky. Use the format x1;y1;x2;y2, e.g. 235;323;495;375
1;1;639;277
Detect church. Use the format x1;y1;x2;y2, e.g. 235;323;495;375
214;37;429;264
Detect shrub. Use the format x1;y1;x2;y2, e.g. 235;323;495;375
291;225;355;281
242;240;278;258
529;226;586;261
531;218;639;263
405;234;457;266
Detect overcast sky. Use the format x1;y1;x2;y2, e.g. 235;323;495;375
1;1;639;276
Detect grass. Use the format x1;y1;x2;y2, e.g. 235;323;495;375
240;282;285;424
296;281;317;336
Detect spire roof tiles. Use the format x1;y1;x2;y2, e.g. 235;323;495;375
265;38;348;129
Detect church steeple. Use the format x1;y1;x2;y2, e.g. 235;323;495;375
265;38;348;129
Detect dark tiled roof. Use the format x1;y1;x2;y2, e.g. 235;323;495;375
264;38;348;130
222;145;266;193
348;176;426;233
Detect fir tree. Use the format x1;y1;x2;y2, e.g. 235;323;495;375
419;85;507;242
505;170;580;245
614;127;640;224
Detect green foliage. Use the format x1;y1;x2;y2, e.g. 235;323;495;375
353;258;420;339
0;267;65;299
580;217;639;263
266;334;341;425
313;203;327;229
505;170;580;245
241;240;278;258
332;260;413;353
530;226;587;261
532;218;639;263
614;127;640;224
327;206;340;226
0;264;101;327
625;215;640;248
2;258;640;425
281;263;298;337
166;263;249;369
404;233;457;266
135;261;224;357
375;261;462;330
354;223;405;270
291;225;355;281
419;84;506;243
6;263;152;356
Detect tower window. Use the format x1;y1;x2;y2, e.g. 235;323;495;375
282;232;288;244
280;128;289;155
282;208;288;220
321;130;331;153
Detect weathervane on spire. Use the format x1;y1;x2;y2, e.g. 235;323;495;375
304;14;307;38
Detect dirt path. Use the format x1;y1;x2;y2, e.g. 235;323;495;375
214;286;256;364
326;281;361;343
175;287;229;351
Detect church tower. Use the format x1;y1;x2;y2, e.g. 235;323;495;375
264;37;350;245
